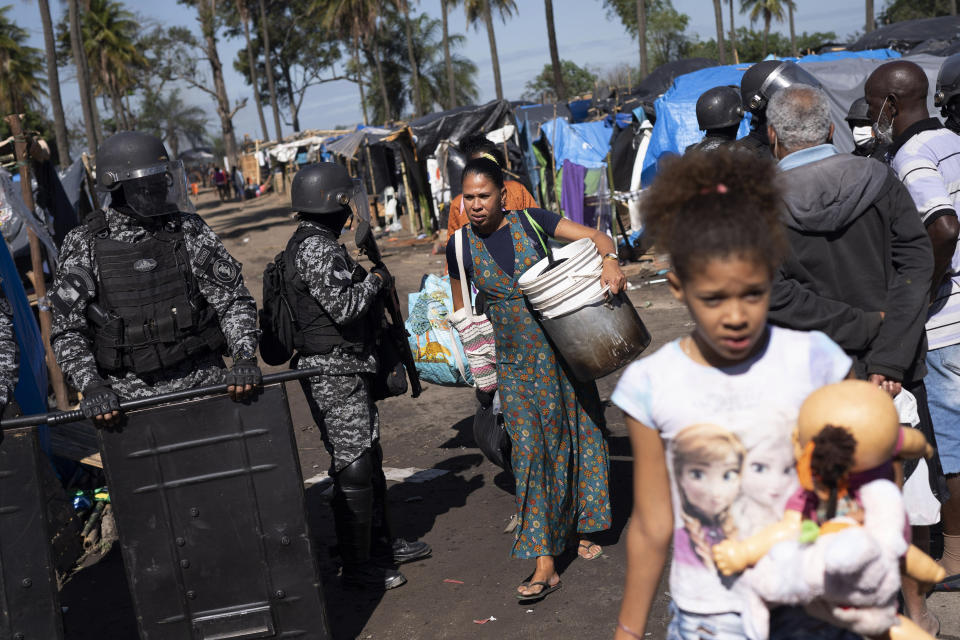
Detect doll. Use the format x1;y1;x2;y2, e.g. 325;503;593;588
711;380;945;640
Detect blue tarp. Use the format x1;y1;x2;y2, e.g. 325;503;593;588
540;118;614;169
641;49;903;184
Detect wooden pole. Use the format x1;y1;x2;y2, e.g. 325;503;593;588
363;142;383;227
80;153;100;209
5;114;70;410
400;159;418;234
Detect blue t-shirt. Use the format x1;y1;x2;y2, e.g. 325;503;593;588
445;208;562;280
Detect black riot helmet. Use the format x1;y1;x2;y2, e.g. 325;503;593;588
936;53;960;115
696;86;744;131
740;60;822;119
845;97;871;126
95;131;190;218
291;163;355;214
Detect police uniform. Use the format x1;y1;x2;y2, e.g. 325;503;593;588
685;133;737;153
291;218;382;472
50;207;257;398
0;296;18;410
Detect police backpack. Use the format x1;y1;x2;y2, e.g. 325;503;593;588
259;252;298;366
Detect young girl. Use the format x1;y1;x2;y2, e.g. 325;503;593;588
611;150;855;640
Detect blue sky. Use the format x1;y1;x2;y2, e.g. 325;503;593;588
14;0;870;141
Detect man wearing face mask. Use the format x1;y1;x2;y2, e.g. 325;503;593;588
846;97;887;159
866;60;960;590
49;131;261;426
283;163;430;591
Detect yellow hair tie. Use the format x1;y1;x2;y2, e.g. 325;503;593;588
479;152;499;166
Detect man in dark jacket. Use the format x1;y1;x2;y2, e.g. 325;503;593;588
764;84;938;632
765;84;933;387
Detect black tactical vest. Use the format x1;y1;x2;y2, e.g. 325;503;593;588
284;224;370;356
87;212;226;374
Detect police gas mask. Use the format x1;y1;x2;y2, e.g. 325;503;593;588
873;96;895;146
103;159;191;220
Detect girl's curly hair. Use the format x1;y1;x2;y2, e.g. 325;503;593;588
643;149;788;281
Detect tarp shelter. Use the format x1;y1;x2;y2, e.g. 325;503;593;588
621;57;720;117
641;49;907;184
540;119;614;169
267;135;328;163
850;16;960;56
408;100;514;157
324;127;394;160
515;103;573;129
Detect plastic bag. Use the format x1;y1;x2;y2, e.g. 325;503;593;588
406;274;474;387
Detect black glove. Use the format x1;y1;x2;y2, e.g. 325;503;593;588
371;263;393;290
226;357;262;401
81;385;121;422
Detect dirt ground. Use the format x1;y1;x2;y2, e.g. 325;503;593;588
58;188;960;639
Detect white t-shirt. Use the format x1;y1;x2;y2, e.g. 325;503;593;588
611;326;851;616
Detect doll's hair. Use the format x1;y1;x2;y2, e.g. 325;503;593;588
672;424;745;569
642;149;787;281
810;425;857;519
462;157;505;190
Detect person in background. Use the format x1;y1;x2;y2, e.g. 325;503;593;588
448;157;624;602
867;60;960;596
685;86;744;153
764;84;937;633
935;52;960;135
612;149;858;640
232;166;245;201
845;97;887;159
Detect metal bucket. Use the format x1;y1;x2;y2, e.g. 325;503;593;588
539;292;651;382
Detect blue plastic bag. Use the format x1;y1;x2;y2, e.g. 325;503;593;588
406;274;473;387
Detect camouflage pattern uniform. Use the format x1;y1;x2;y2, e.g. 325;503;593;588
294;219;383;472
50;208;258;398
0;296;18;408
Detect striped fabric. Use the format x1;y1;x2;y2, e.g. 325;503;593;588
892;121;960;350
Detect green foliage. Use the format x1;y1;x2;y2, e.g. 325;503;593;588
523;60;597;102
878;0;954;23
137;88;209;159
0;5;47;115
687;27;837;62
600;0;690;69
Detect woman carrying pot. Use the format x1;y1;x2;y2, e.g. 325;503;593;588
447;157;626;602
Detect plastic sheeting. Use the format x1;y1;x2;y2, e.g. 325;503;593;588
324;128;393;160
0;239;47;416
408;100;513;156
1;170;57;263
641;49;910;184
267;135;329;163
849;16;960;56
540;119;614;170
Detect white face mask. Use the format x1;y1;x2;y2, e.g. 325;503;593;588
852;125;875;146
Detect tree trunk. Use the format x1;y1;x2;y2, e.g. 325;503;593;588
441;0;456;109
865;0;874;32
352;39;369;126
953;0;958;16
68;0;98;155
789;2;797;56
38;0;70;165
199;0;238;163
544;0;566;101
370;36;392;121
402;3;423;117
728;0;738;63
239;0;269;141
712;0;726;65
110;89;126;133
636;0;648;78
762;13;770;57
258;0;283;141
482;0;503;101
282;63;300;132
167;127;180;160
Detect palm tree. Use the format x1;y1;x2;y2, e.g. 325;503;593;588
68;0;99;154
410;13;477;111
458;0;516;102
726;0;739;62
865;0;874;32
543;0;565;102
636;0;647;78
0;5;47;116
138;88;208;159
393;0;423;117
741;0;788;58
441;0;455;108
787;0;797;56
236;0;269;140
77;0;147;132
258;0;283;140
37;0;70;165
712;0;727;64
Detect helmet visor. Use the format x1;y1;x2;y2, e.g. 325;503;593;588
119;160;191;218
759;63;822;102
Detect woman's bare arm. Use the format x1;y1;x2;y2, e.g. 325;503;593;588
615;415;673;640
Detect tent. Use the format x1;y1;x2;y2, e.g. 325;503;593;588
407;100;514;157
641;49;909;184
849;16;960;56
620;57;720;117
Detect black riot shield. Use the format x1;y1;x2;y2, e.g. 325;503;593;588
0;428;64;640
98;382;331;640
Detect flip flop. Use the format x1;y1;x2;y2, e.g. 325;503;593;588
578;541;603;560
932;572;960;592
516;580;562;602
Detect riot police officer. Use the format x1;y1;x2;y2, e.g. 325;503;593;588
936;52;960;135
286;163;430;590
739;59;822;157
845;97;887;159
0;296;17;419
49;131;261;424
685;86;744;153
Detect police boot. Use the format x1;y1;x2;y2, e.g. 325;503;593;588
333;451;406;590
369;442;432;565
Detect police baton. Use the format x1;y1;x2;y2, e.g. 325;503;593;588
0;366;328;429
